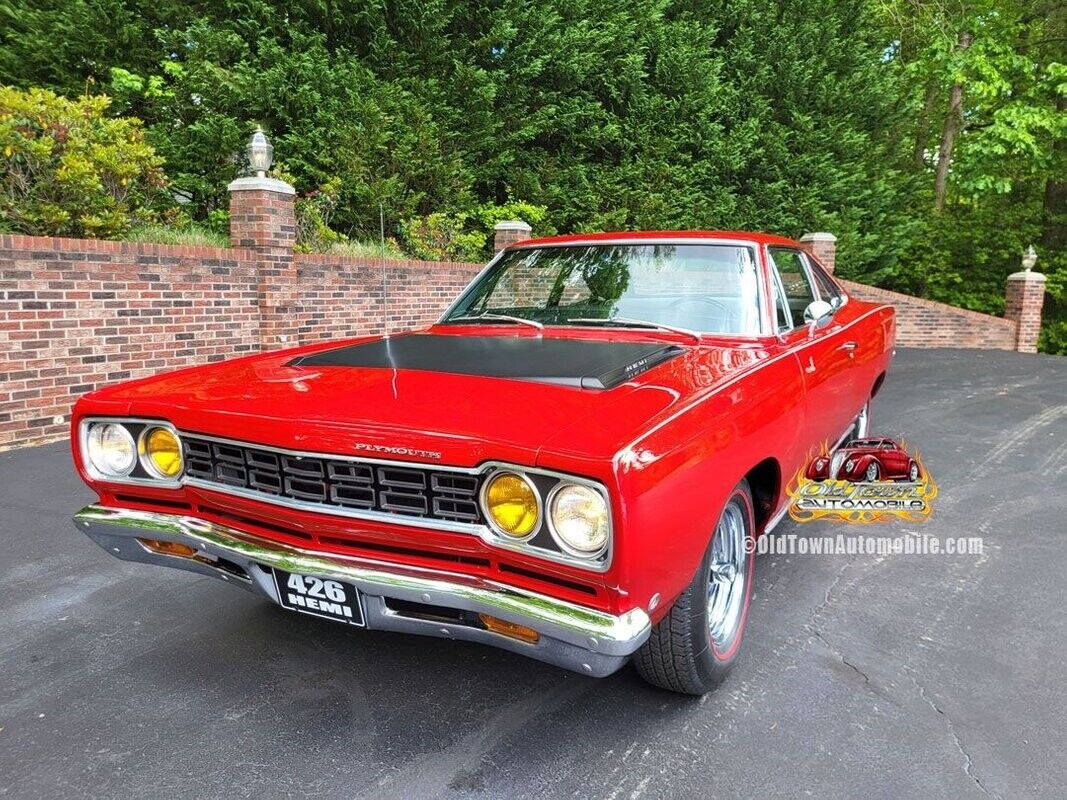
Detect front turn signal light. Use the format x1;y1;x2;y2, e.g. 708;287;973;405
483;471;540;538
479;614;540;644
138;538;197;558
141;426;183;479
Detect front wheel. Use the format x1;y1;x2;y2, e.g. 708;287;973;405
633;480;755;695
864;462;880;482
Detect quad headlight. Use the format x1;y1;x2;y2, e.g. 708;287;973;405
82;419;183;483
85;422;137;478
478;467;611;567
140;426;183;479
548;483;610;556
483;471;540;539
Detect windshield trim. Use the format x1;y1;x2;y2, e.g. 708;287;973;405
438;239;771;339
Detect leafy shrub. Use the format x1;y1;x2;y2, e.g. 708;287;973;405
0;86;165;238
401;201;550;262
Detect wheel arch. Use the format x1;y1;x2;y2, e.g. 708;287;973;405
871;371;887;398
743;457;781;534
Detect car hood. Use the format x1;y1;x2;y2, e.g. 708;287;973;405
81;331;770;466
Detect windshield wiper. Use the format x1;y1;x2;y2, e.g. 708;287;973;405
447;313;544;331
566;317;701;343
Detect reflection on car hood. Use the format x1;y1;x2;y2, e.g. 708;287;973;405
83;332;771;465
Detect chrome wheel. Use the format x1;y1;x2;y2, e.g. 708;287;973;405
909;462;920;482
707;499;749;653
865;462;879;482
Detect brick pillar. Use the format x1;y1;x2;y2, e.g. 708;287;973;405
1004;270;1046;353
799;232;837;274
228;176;297;348
494;220;532;252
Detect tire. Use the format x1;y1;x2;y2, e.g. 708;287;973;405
633;480;755;695
864;462;880;482
908;462;920;482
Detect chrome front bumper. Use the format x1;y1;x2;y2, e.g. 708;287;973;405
73;505;650;677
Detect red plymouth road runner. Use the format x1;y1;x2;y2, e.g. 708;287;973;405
71;231;895;694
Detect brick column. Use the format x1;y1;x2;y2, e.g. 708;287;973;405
1004;270;1046;353
799;232;837;274
494;220;532;252
228;176;297;347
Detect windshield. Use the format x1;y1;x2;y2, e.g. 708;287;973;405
443;243;763;335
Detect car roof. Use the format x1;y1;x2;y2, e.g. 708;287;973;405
513;230;802;249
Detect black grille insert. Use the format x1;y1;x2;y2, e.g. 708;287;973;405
183;436;483;525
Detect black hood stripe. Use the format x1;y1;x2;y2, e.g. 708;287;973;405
290;334;683;390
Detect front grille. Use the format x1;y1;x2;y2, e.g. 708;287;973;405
182;435;483;526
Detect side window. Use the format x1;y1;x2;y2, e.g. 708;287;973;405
768;247;818;329
807;257;843;308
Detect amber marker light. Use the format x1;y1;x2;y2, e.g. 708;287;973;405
482;471;541;538
138;538;197;558
478;614;540;644
141;427;183;479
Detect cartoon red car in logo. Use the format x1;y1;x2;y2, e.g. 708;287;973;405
806;437;921;483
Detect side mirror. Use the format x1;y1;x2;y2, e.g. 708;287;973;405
803;300;834;329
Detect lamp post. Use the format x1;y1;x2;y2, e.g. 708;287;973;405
246;126;273;178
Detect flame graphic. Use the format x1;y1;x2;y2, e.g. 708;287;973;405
786;438;938;524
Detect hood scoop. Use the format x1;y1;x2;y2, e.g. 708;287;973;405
290;334;683;390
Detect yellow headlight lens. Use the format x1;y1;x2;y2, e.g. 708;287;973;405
142;427;183;478
484;472;539;538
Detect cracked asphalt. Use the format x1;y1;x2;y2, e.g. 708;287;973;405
1;348;1065;799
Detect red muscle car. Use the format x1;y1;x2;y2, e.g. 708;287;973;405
806;437;921;483
71;231;895;695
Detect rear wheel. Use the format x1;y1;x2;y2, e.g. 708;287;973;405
633;480;755;695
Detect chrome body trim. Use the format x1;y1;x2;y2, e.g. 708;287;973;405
73;504;649;677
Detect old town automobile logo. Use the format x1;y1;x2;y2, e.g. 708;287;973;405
353;442;443;460
787;436;938;524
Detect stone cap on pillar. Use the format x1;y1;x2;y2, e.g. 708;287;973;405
1007;270;1046;283
494;220;533;251
798;232;837;244
227;176;295;195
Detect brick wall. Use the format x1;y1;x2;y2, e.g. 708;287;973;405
0;233;479;450
0;208;1044;450
840;280;1018;350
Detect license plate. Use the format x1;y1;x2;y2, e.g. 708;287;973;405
272;568;365;627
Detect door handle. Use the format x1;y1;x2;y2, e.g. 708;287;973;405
839;341;857;351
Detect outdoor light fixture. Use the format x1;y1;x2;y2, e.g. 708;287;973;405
247;126;273;177
1022;245;1038;272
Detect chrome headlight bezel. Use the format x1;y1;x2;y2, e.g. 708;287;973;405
475;463;613;572
79;417;184;488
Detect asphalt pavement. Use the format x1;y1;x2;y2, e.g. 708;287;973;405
1;348;1065;799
